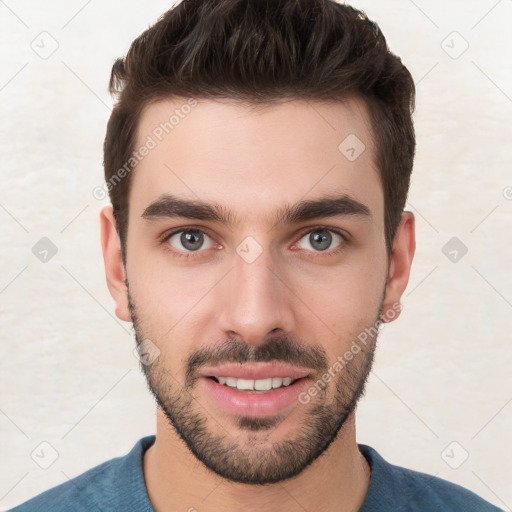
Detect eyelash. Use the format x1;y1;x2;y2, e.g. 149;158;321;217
159;225;349;259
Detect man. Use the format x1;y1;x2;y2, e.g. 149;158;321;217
12;0;502;510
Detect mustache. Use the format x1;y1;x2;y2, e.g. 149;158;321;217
185;335;329;385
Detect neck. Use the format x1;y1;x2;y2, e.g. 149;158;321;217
143;410;371;512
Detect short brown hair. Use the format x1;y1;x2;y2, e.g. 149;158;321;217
104;0;415;265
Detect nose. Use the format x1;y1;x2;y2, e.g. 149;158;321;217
217;246;296;347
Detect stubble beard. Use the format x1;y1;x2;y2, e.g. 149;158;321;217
128;289;382;485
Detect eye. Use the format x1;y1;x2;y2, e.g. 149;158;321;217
165;229;215;253
296;228;346;252
161;226;347;258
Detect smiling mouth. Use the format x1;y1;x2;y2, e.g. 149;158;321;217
207;376;304;393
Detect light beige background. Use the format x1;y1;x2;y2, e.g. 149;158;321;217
0;0;511;510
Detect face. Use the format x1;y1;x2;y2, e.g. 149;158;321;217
102;96;413;485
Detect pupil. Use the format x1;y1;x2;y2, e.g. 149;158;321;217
181;231;203;251
310;230;331;251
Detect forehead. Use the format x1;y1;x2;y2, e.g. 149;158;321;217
128;96;382;227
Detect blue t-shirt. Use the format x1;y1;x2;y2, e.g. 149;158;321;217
10;435;503;511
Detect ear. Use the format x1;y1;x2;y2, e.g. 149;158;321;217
380;211;415;323
99;205;131;322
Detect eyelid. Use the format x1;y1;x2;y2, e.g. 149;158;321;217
294;224;349;242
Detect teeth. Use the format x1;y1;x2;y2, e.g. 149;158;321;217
236;378;254;390
272;377;283;388
214;376;296;390
254;378;272;391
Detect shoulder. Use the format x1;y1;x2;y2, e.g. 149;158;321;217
9;436;155;512
359;444;504;512
10;458;122;512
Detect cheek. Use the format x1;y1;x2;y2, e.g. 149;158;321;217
129;242;217;308
286;250;386;345
128;258;223;359
294;248;385;307
304;282;380;343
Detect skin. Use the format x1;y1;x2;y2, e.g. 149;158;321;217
100;96;415;512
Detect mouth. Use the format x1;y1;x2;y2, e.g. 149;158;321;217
199;363;313;417
207;375;302;393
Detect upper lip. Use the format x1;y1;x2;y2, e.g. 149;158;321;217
198;362;312;380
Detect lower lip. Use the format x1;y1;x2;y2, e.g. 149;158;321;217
201;377;311;418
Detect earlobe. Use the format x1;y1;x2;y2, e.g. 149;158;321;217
380;211;416;323
99;205;132;322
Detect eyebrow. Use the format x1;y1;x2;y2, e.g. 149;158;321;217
141;193;372;227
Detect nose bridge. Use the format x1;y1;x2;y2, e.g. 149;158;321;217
217;243;294;345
